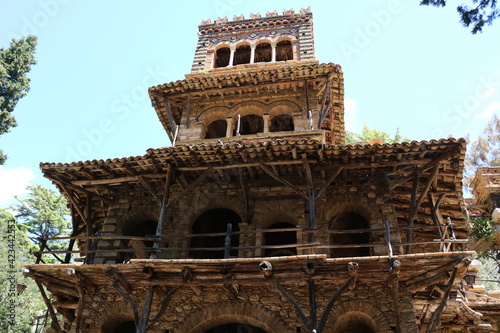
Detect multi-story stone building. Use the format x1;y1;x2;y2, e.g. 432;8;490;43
26;8;499;333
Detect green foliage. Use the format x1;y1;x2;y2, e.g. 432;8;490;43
345;124;409;144
0;36;37;164
13;185;71;257
465;114;500;186
471;216;495;243
0;209;46;332
477;251;500;291
420;0;500;34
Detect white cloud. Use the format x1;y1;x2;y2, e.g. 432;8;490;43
344;97;360;132
0;167;36;206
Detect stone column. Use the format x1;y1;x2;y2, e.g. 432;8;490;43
228;46;236;67
263;114;270;133
250;43;256;64
225;117;233;137
271;42;277;62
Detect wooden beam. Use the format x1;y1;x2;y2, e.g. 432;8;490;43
36;280;63;333
166;167;214;209
139;176;162;207
316;277;353;333
259;163;308;200
426;267;458;333
315;167;343;201
106;268;131;293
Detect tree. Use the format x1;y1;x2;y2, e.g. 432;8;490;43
0;209;46;332
464;114;500;186
345;124;409;144
420;0;500;34
13;184;71;259
0;36;37;164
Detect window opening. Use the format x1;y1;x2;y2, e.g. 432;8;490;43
205;119;227;139
234;44;251;65
270;114;294;132
255;42;272;63
121;220;157;262
276;40;293;61
330;212;370;258
235;114;263;135
215;47;230;68
264;222;297;257
190;209;241;259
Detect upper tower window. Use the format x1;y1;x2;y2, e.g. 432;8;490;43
270;114;294;132
234;44;251;65
255;42;272;63
215;47;230;68
276;40;293;61
236;114;264;135
205;119;227;139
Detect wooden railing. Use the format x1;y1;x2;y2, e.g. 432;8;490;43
33;222;468;264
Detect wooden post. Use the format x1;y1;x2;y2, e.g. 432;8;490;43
224;223;232;259
36;280;63;333
316;277;353;333
137;286;155;333
150;167;173;259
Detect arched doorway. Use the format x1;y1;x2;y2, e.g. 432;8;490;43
332;311;378;333
190;209;241;259
205;323;268;333
264;222;297;257
330;212;371;258
121;219;157;262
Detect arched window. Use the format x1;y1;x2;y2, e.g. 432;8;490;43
121;220;157;262
205;119;227;139
190;209;241;259
270;114;294;132
264;222;297;257
330;212;371;258
255;42;272;63
276;40;293;61
332;311;378;333
215;47;230;68
235;114;263;135
234;44;251;65
205;323;268;333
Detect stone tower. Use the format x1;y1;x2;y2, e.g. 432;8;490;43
26;7;499;333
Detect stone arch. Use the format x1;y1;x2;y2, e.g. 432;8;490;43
323;300;391;333
231;101;267;135
214;44;231;68
174;193;247;258
267;102;299;133
189;208;241;259
325;194;383;258
201;110;228;139
260;211;298;257
99;302;135;333
177;302;290;333
105;205;159;262
255;40;272;63
267;100;301;118
275;39;293;61
234;42;251;65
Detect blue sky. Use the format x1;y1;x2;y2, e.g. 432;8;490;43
1;0;499;205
